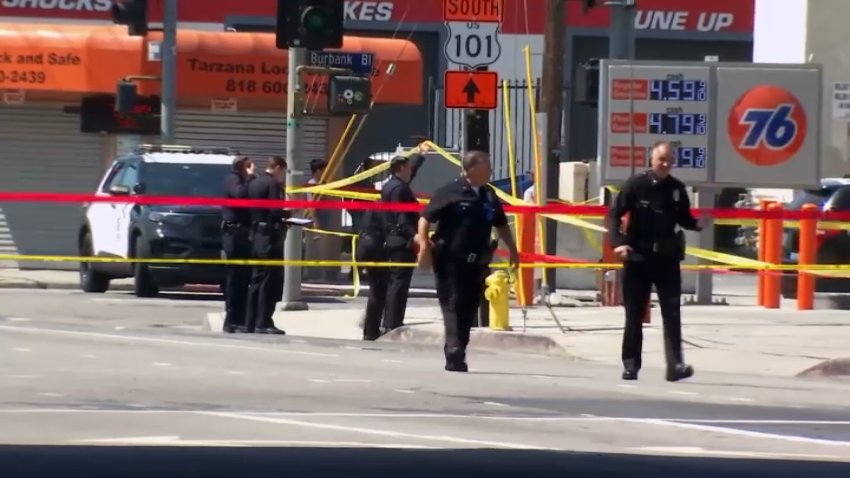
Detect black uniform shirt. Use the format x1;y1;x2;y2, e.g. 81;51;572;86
607;171;700;251
222;171;252;225
422;177;508;257
360;153;426;238
247;170;285;224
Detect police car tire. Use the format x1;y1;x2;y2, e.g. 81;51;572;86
133;236;160;298
79;232;110;294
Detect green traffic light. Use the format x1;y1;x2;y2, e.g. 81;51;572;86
302;7;329;33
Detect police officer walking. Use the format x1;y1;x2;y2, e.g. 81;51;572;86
245;156;288;335
415;150;519;372
357;144;428;340
221;156;254;333
607;141;702;382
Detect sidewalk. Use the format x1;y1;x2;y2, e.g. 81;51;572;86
0;268;438;297
204;301;850;379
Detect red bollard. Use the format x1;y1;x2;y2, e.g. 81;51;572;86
517;212;535;307
797;203;818;310
763;203;783;309
757;200;774;306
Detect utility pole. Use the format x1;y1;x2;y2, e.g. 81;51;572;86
540;0;567;291
161;0;177;142
282;47;309;311
608;0;636;60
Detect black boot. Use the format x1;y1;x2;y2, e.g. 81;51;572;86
666;363;694;382
622;359;639;380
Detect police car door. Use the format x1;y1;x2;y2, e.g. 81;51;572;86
87;161;126;257
112;160;139;259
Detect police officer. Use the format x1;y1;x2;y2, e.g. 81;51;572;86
221;156;255;333
245;156;288;335
607;141;702;382
357;144;428;340
415;150;519;372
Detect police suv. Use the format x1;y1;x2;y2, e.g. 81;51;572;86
78;144;237;297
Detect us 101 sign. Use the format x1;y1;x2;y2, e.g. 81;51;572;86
443;21;502;69
597;60;822;189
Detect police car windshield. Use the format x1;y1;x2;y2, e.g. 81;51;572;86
140;162;231;197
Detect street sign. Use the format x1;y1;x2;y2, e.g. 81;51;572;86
443;21;502;69
307;51;375;76
444;70;498;109
443;0;504;23
597;60;822;189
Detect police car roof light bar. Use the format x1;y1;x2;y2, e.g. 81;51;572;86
135;144;236;155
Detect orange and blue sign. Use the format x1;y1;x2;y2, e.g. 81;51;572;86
727;85;807;167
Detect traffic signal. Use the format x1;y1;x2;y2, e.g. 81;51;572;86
276;0;344;50
575;59;600;107
115;80;138;114
112;0;148;36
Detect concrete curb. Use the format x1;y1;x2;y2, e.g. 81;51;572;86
379;325;575;358
0;279;135;291
796;358;850;378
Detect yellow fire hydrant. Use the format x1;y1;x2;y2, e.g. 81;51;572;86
484;270;511;331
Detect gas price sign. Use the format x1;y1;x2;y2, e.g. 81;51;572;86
601;64;712;184
599;60;822;189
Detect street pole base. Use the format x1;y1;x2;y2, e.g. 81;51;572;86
280;301;309;311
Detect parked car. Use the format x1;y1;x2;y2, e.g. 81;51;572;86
780;178;850;298
78;144;237;297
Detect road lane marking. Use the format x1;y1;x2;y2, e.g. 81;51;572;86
633;446;843;460
669;391;698;396
332;379;373;384
81;354;97;359
728;397;755;403
37;393;64;397
226;371;247;376
628;418;850;447
198;411;558;451
394;389;416;394
483;401;510;408
152;363;172;367
71;436;437;449
0;325;339;358
2;409;849;427
13;347;32;352
8;317;31;322
382;359;404;364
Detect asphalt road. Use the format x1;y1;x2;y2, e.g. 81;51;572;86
1;288;849;477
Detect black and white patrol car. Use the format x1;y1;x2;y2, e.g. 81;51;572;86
78;144;237;297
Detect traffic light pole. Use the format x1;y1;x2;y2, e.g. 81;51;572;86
161;0;177;143
282;47;309;311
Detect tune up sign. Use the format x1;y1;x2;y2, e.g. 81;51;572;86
597;60;823;190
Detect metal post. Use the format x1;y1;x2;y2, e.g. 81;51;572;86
282;47;309;311
694;189;716;304
541;0;566;292
607;0;636;61
160;0;177;142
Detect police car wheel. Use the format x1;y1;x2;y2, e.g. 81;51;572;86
133;236;160;298
79;232;110;293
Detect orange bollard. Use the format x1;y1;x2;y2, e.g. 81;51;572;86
763;203;783;309
797;203;819;310
517;212;535;307
757;200;774;306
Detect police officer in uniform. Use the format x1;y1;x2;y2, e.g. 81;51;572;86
221;156;255;333
415;150;519;372
245;156;288;335
357;144;428;340
607;141;702;382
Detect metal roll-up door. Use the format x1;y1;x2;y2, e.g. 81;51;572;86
174;110;328;166
0;103;107;269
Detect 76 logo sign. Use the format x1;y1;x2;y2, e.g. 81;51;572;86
727;86;808;167
739;104;797;149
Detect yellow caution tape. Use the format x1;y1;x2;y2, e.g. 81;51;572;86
3;253;849;273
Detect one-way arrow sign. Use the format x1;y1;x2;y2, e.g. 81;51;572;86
463;78;481;103
444;70;498;110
